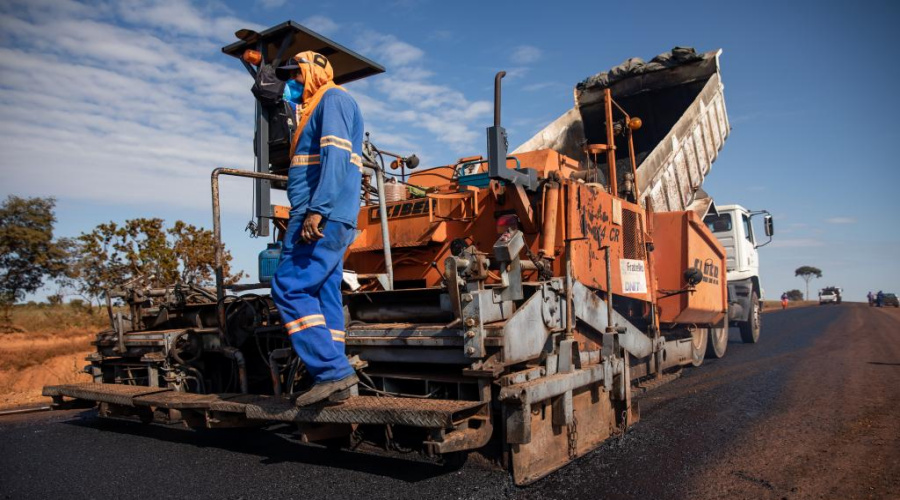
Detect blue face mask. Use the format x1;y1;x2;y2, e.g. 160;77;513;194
284;79;304;104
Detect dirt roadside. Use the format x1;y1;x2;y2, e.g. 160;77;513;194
0;350;92;409
0;305;106;410
0;331;94;410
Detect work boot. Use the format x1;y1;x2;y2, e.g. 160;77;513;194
293;373;358;407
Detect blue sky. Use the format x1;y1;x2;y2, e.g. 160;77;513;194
1;0;898;301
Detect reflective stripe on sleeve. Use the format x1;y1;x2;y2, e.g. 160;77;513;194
320;135;353;153
291;154;321;167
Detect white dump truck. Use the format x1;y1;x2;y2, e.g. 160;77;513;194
702;205;773;347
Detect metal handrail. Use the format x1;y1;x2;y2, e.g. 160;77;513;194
210;168;288;315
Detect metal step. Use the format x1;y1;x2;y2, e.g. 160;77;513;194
43;383;170;407
43;383;486;429
633;369;682;396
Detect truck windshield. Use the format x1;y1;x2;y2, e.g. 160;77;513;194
703;213;732;233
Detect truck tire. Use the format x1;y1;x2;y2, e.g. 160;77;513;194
706;326;728;358
691;327;707;367
739;292;760;343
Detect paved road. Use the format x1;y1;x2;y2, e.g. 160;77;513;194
2;304;898;499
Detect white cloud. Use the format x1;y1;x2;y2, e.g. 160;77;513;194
354;31;424;67
365;75;491;151
301;15;339;36
503;66;530;80
0;0;495;223
0;1;509;291
115;0;262;41
343;29;492;154
522;82;564;92
511;45;542;64
825;217;856;224
0;0;253;213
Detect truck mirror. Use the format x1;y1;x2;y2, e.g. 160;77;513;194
764;215;774;237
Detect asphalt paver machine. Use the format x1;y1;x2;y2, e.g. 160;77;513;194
45;22;736;484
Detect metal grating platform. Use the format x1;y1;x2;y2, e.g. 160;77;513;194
44;384;270;412
42;383;488;429
43;383;171;407
244;395;486;428
133;391;222;410
209;394;274;413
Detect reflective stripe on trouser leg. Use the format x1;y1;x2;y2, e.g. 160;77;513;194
272;219;355;384
320;260;348;350
284;314;326;335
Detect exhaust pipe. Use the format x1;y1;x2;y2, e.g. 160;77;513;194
494;71;506;127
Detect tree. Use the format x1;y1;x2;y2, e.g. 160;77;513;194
0;196;68;328
61;221;129;310
169;220;233;285
785;289;804;301
66;218;244;307
794;266;823;300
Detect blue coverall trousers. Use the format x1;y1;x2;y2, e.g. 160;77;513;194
271;216;356;384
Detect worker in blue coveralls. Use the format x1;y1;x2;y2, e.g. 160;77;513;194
272;51;364;406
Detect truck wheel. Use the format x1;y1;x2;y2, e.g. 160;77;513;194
740;292;760;344
691;327;707;367
706;326;728;358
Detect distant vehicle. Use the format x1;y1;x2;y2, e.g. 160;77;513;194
884;293;899;308
818;286;842;305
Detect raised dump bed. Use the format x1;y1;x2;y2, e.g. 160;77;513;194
514;47;729;216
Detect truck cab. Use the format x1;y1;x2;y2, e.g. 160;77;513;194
703;204;773;343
